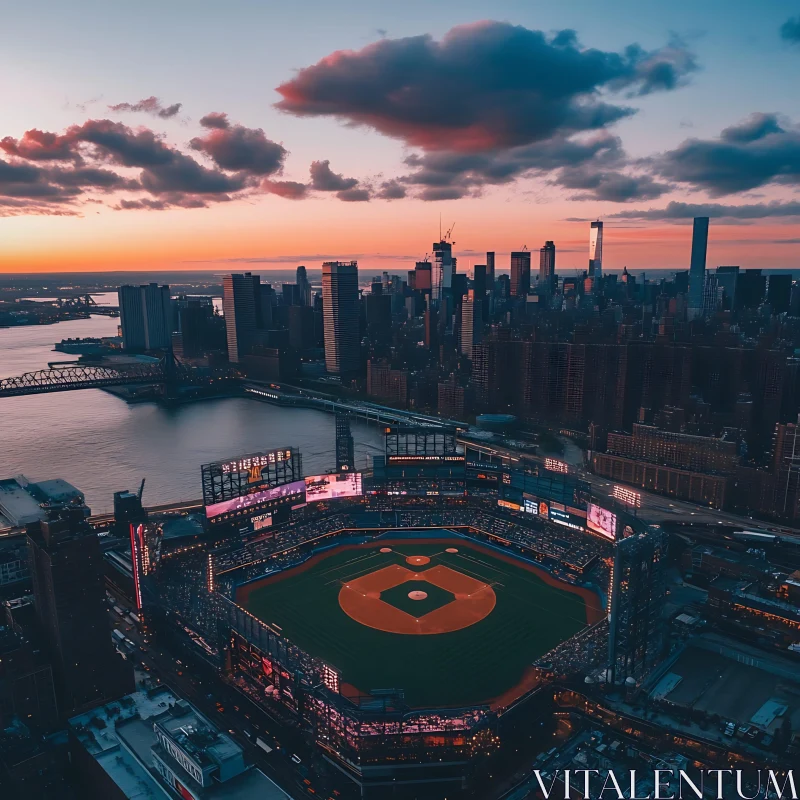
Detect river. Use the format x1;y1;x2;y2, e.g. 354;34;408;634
0;310;385;513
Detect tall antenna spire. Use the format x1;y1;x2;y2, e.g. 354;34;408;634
439;213;442;241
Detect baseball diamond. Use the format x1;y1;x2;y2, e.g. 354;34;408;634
236;532;603;709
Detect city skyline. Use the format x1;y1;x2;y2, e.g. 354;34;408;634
2;1;800;274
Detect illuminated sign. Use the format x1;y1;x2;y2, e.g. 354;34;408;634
386;455;465;463
523;498;538;515
587;503;617;541
612;485;642;508
129;523;143;610
206;479;306;521
549;507;585;532
545;458;569;474
252;513;273;531
220;449;293;476
304;472;363;502
498;499;523;512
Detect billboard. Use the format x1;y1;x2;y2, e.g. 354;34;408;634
523;498;538;515
498;499;523;512
304;472;362;502
252;513;273;532
205;479;306;521
201;447;301;507
548;506;586;532
587;503;617;540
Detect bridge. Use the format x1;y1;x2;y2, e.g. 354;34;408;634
0;357;192;398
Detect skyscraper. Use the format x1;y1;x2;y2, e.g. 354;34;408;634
118;283;172;351
296;265;312;306
473;264;487;321
27;510;132;716
460;290;482;359
322;261;360;376
223;273;259;363
510;250;531;297
687;216;709;319
588;221;603;279
335;413;355;472
485;251;495;286
539;241;556;291
433;240;455;303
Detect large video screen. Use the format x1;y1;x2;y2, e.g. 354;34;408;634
587;502;617;540
304;472;362;502
201;447;300;507
206;479;306;520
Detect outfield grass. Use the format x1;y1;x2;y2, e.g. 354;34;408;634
238;537;595;708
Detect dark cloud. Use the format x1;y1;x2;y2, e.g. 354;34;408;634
108;96;182;118
309;160;359;191
377;179;406;199
1;118;250;213
276;21;696;153
780;15;800;43
261;179;309;199
115;198;169;211
51;166;138;190
0;159;81;201
138;151;245;196
653;114;800;194
199;112;230;129
336;187;371;202
608;200;800;220
114;195;208;211
418;186;469;201
190;124;286;175
398;131;643;200
70;119;174;167
556;165;669;201
720;112;785;143
0;129;76;161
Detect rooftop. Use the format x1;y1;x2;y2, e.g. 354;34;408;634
0;478;46;526
68;688;289;800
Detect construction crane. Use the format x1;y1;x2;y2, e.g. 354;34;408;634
444;222;456;244
137;478;145;501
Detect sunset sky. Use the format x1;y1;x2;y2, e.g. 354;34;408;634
2;0;800;275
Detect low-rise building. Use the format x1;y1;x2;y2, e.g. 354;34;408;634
68;687;289;800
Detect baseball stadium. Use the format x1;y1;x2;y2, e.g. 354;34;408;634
168;427;643;796
234;534;602;710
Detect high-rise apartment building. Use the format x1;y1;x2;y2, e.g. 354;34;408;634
539;241;556;291
588;221;603;279
223;273;260;363
27;510;132;716
414;261;432;292
510;251;531;297
687;216;709;319
608;527;667;682
460;290;482;360
322;261;360;376
118;283;171;351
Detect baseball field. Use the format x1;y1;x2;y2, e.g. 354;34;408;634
236;533;602;709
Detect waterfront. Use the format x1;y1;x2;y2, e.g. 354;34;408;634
0;313;384;513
